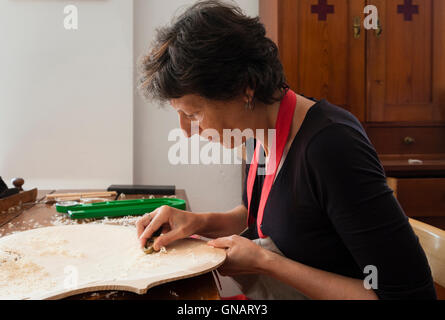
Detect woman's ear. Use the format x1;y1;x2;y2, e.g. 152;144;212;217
244;87;254;103
244;88;255;110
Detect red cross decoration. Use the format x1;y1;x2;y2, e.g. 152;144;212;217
397;0;419;21
311;0;335;21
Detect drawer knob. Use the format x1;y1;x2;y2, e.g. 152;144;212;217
404;136;415;145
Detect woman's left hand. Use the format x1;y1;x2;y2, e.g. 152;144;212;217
207;235;267;276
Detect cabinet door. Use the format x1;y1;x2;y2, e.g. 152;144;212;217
367;0;445;122
260;0;366;121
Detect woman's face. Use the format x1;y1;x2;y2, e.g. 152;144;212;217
170;94;250;149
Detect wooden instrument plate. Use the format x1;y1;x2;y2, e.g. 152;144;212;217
0;225;226;300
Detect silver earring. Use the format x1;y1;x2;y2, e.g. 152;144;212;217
245;100;253;110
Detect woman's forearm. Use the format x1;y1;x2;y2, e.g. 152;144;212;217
257;250;379;300
196;205;248;238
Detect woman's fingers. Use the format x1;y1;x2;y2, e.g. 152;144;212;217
161;224;171;235
208;237;236;276
136;208;159;238
153;227;185;251
136;206;200;251
207;235;236;249
136;213;150;239
138;206;170;247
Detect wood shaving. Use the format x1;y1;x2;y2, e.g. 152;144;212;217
170;290;179;297
104;291;119;298
30;238;85;258
0;247;52;299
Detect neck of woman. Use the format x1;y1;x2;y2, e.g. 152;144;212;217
253;100;281;158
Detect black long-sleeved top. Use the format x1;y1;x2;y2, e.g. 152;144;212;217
242;98;437;300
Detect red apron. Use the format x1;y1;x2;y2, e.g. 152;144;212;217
246;89;297;239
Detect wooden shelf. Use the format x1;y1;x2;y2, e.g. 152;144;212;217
381;156;445;177
382;159;445;177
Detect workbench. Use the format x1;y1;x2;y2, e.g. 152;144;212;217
0;189;221;300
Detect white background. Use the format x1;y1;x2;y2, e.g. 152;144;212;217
0;0;134;189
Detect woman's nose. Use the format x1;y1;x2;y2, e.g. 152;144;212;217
179;115;192;138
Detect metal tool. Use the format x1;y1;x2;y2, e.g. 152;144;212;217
143;228;163;254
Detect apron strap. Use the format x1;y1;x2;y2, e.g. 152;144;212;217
246;90;297;238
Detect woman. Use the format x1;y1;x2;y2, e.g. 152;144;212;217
136;0;436;300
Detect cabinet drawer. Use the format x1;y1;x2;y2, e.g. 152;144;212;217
367;126;445;155
388;177;445;218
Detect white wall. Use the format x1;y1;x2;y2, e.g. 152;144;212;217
133;0;259;213
0;0;133;189
0;0;258;213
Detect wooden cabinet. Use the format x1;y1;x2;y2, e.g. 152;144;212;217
366;124;445;155
367;0;445;123
261;0;366;120
388;177;445;230
260;0;445;228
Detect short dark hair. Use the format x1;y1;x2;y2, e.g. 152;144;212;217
138;0;288;107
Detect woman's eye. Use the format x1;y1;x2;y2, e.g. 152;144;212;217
179;110;199;121
186;113;198;120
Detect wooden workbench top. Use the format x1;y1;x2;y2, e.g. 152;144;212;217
0;189;221;300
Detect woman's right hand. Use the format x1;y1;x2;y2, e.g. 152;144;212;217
136;205;202;251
